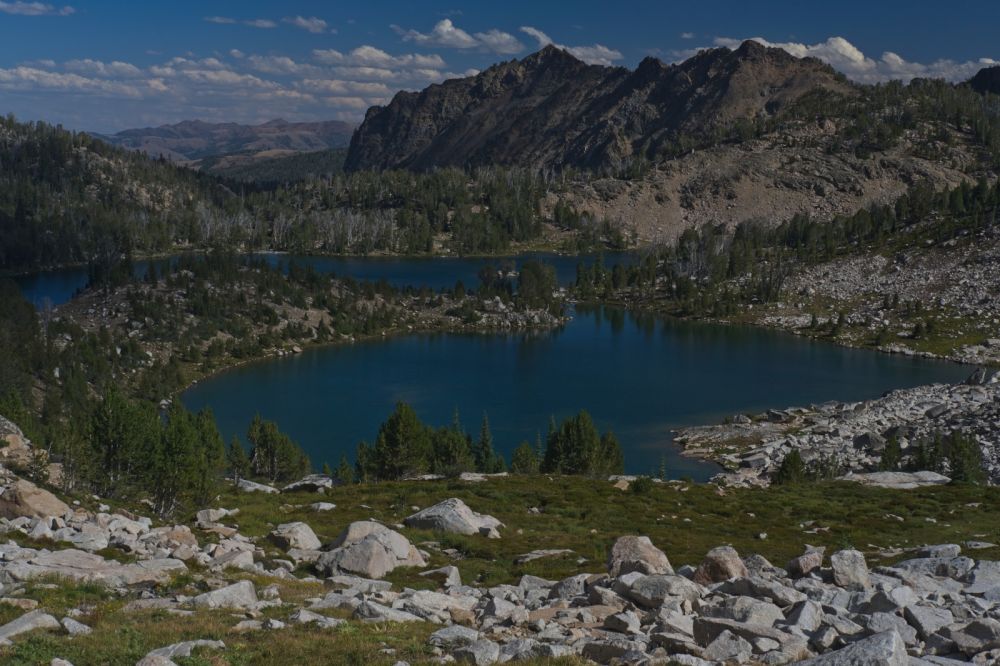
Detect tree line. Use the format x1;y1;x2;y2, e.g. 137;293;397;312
351;403;624;482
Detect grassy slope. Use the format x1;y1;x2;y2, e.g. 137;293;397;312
2;476;999;664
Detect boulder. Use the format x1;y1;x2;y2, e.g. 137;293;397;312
618;574;703;607
403;498;503;538
0;479;70;520
787;546;825;578
269;522;321;551
0;609;61;642
830;549;871;589
281;474;338;493
704;629;753;663
607;535;673;577
429;625;480;649
191;581;258;610
693;546;748;584
236;479;278;494
702;595;784;626
797;630;907;665
315;521;425;579
145;640;225;660
1;548;186;586
453;638;500;665
949;618;1000;656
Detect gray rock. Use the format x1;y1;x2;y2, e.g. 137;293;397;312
191;581;258;610
353;601;422;623
236;479;278;494
420;565;462;588
287;609;343;629
619;574;703;607
797;630;907;665
903;605;953;640
146;640;225;659
704;629;753;662
607;535;673;577
403;498;503;538
315;521;425;579
693;545;749;584
787;546;825;578
60;617;92;636
703;595;784;627
830;549;871;589
269;521;321;551
452;638;500;665
281;474;338;493
0;609;61;642
428;624;480;649
948;618;1000;656
604;610;642;635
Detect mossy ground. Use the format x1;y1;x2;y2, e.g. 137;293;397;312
2;476;999;664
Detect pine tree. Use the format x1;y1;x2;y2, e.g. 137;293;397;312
773;449;807;485
335;455;354;485
510;441;539;474
475;413;504;473
227;436;250;487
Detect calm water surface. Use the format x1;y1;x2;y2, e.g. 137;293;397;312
181;306;969;480
12;252;637;308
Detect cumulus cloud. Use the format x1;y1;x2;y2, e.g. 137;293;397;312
680;32;695;40
64;59;143;79
0;67;140;97
283;15;329;34
0;1;73;16
392;19;523;55
710;35;998;83
2;43;471;129
519;26;623;66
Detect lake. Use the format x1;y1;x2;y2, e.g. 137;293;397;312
12;251;638;308
181;305;970;480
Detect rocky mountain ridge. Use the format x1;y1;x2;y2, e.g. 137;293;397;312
345;41;853;172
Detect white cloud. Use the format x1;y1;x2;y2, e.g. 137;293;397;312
392;19;524;55
229;49;245;59
519;26;623;66
204;16;276;29
246;55;319;76
0;66;140;97
0;1;73;16
283;15;329;34
680;32;694;40
313;45;446;70
65;59;143;79
710;36;999;83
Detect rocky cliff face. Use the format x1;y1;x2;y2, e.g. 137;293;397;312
969;65;1000;96
345;41;853;171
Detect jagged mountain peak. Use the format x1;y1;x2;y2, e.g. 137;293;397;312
344;44;854;172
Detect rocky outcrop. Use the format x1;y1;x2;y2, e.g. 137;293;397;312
297;539;1000;665
677;369;1000;487
0;478;70;520
346;41;852;172
968;65;1000;96
0;547;186;587
315;521;425;579
403;498;503;538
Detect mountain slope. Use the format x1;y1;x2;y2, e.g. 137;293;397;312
969;65;1000;96
95;118;355;162
345;41;854;171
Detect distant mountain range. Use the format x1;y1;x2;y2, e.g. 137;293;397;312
92;118;355;163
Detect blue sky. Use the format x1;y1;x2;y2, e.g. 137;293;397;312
1;1;998;132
